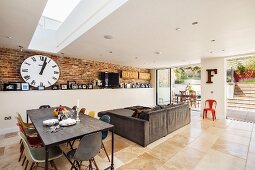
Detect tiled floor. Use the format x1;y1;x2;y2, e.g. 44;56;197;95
227;108;255;122
0;111;255;170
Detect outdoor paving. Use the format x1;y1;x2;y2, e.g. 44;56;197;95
227;108;255;123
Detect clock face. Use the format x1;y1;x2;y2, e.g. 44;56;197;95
20;55;60;88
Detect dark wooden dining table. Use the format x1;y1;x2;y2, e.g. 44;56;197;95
27;108;114;170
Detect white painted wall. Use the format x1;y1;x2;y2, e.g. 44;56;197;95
0;88;155;134
201;57;226;119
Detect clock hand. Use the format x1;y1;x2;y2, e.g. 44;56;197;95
39;58;47;75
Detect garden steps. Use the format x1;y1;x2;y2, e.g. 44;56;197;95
227;83;255;110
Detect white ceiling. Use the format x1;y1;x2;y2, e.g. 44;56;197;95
1;0;255;69
0;0;47;49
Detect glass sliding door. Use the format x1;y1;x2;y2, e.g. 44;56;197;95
156;69;171;105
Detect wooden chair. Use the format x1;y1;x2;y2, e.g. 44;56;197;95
100;115;111;162
189;90;197;108
39;105;51;109
179;91;187;102
203;100;217;121
79;108;86;114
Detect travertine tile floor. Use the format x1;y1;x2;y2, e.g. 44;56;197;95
0;111;255;170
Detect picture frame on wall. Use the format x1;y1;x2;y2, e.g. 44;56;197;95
60;84;68;90
88;84;93;89
9;82;22;90
67;81;76;89
82;84;87;89
51;85;59;90
3;83;17;91
38;86;45;90
78;84;83;89
71;84;78;89
21;83;29;91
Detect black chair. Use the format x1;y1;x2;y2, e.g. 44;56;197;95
39;105;51;109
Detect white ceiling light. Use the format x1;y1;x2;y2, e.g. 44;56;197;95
18;45;23;51
211;39;216;42
175;28;181;31
104;35;113;39
154;51;162;55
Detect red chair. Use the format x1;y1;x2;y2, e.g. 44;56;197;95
203;100;217;121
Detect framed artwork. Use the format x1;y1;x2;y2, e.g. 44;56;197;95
9;82;22;90
82;84;87;89
88;84;93;89
21;83;29;91
4;83;17;91
51;85;59;90
38;86;45;90
67;81;76;89
71;84;78;89
60;84;68;90
78;84;83;89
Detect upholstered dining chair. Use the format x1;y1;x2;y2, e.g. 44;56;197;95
39;105;51;109
100;115;111;162
16;113;34;129
18;132;62;170
66;132;102;170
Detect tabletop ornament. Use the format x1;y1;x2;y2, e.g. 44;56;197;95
76;99;80;122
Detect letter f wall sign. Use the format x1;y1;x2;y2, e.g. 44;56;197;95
206;69;218;83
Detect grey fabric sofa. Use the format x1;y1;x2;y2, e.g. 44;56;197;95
98;103;190;147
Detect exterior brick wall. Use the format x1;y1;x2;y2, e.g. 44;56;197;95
0;48;150;87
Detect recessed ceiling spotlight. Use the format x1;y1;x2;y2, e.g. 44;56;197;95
222;50;225;52
18;45;23;52
192;22;199;25
135;57;138;59
109;51;113;53
0;35;13;39
176;28;181;31
210;51;213;53
154;51;161;55
104;35;113;39
211;39;216;42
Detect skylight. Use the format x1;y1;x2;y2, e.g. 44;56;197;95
42;0;80;22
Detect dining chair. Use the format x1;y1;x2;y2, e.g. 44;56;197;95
66;132;102;170
88;111;96;118
16;113;34;129
179;90;187;102
189;90;197;108
100;115;111;162
203;99;217;121
18;132;62;170
39;105;51;109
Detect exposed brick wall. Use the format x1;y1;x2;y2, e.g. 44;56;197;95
0;48;150;87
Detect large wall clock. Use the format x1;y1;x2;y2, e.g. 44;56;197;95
20;55;60;88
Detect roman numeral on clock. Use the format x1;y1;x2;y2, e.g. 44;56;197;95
24;75;30;81
52;65;57;68
52;76;57;80
54;71;59;74
25;62;31;66
48;81;51;85
31;57;36;62
31;80;36;85
22;69;28;72
40;82;44;87
40;56;44;61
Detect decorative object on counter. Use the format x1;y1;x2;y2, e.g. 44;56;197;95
52;85;59;90
120;83;124;88
3;83;17;91
60;84;68;90
43;119;59;126
76;99;80;122
131;83;136;88
136;83;140;88
67;81;76;89
9;82;22;90
122;70;138;79
140;84;145;88
88;83;93;89
124;83;131;88
59;118;76;126
0;84;3;91
38;86;45;90
78;84;83;89
82;84;87;89
21;83;29;91
71;84;78;89
139;72;151;80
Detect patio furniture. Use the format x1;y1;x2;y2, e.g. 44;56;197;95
179;91;187;102
66;132;102;170
203;99;217;121
27;107;114;170
189;90;198;108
